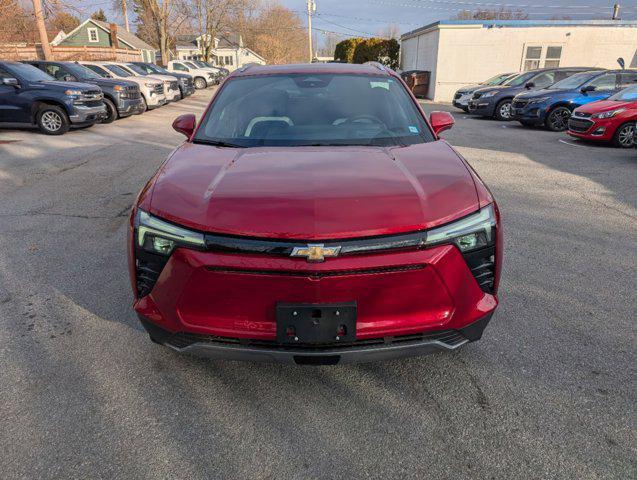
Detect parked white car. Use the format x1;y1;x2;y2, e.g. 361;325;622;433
117;63;181;103
166;61;216;89
81;61;166;111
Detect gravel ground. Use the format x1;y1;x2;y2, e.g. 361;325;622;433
0;89;635;479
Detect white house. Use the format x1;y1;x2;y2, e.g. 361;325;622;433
174;33;265;71
400;20;637;101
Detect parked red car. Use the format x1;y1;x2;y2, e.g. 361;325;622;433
568;84;637;148
129;63;502;365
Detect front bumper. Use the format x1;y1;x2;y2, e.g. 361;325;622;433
452;93;472;109
567;116;615;142
180;84;195;96
139;313;493;365
117;97;145;117
511;104;548;124
468;98;496;116
166;88;181;102
146;93;167;109
69;103;107;124
131;239;499;363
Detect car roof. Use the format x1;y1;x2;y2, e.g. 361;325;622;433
231;62;393;78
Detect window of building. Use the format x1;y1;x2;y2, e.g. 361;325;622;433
225;56;234;66
87;28;99;43
522;45;563;71
523;46;542;71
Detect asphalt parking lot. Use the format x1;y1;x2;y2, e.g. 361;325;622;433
0;88;635;479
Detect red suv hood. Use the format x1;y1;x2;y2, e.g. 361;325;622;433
149;141;480;240
576;99;637;114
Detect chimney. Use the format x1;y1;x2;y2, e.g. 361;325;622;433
612;4;621;20
109;23;119;49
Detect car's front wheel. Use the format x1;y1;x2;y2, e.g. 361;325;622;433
612;122;635;148
546;106;571;132
494;99;512;121
102;98;117;124
194;77;207;89
36;105;70;135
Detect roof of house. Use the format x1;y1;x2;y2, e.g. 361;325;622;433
402;19;637;40
91;19;156;51
53;18;156;51
175;35;198;48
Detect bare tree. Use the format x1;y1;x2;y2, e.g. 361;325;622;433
190;0;250;62
134;0;190;64
455;8;528;20
378;24;400;40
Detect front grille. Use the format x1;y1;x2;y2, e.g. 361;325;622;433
512;100;528;108
166;328;467;350
126;85;141;99
205;264;426;278
153;83;164;94
463;246;495;294
568;118;594;133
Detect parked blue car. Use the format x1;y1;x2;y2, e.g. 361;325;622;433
511;69;637;131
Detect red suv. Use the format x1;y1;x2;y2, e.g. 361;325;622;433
568;84;637;148
128;63;502;365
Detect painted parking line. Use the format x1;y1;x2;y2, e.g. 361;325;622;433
558;138;589;148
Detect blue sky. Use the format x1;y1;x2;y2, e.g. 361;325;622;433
81;0;637;44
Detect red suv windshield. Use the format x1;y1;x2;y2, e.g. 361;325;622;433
193;73;434;147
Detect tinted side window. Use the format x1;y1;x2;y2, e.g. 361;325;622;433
0;67;13;79
586;73;618;91
84;64;107;77
173;63;187;71
532;72;555;88
620;72;637;87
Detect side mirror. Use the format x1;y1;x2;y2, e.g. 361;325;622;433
172;113;196;138
430;111;454;135
525;81;535;89
581;85;596;93
1;77;19;87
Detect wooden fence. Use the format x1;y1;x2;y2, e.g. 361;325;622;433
0;44;143;62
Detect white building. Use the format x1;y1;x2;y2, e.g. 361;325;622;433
174;33;265;71
400;20;637;101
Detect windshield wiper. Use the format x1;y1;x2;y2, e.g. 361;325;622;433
192;139;244;148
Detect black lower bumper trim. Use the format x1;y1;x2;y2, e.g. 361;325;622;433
138;313;493;365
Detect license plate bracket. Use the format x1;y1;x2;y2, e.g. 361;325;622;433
276;302;357;345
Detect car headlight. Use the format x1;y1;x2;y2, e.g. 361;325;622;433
592;108;625;119
425;205;496;252
65;89;83;96
113;85;123;92
528;97;550;105
136;210;205;256
482;91;498;98
145;82;157;88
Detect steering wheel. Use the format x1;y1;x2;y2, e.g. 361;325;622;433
341;114;385;126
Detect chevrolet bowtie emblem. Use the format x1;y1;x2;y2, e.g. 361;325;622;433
291;244;341;262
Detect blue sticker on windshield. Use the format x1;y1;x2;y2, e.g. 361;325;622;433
409;126;419;134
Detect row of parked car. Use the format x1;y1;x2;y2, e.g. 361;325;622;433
0;59;228;135
453;67;637;148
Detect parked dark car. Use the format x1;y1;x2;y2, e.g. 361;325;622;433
468;68;601;121
24;60;144;123
452;73;515;112
511;69;637;131
0;61;106;135
130;62;195;98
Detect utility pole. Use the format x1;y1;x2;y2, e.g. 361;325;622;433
307;0;316;62
612;4;621;20
122;0;130;32
32;0;52;60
